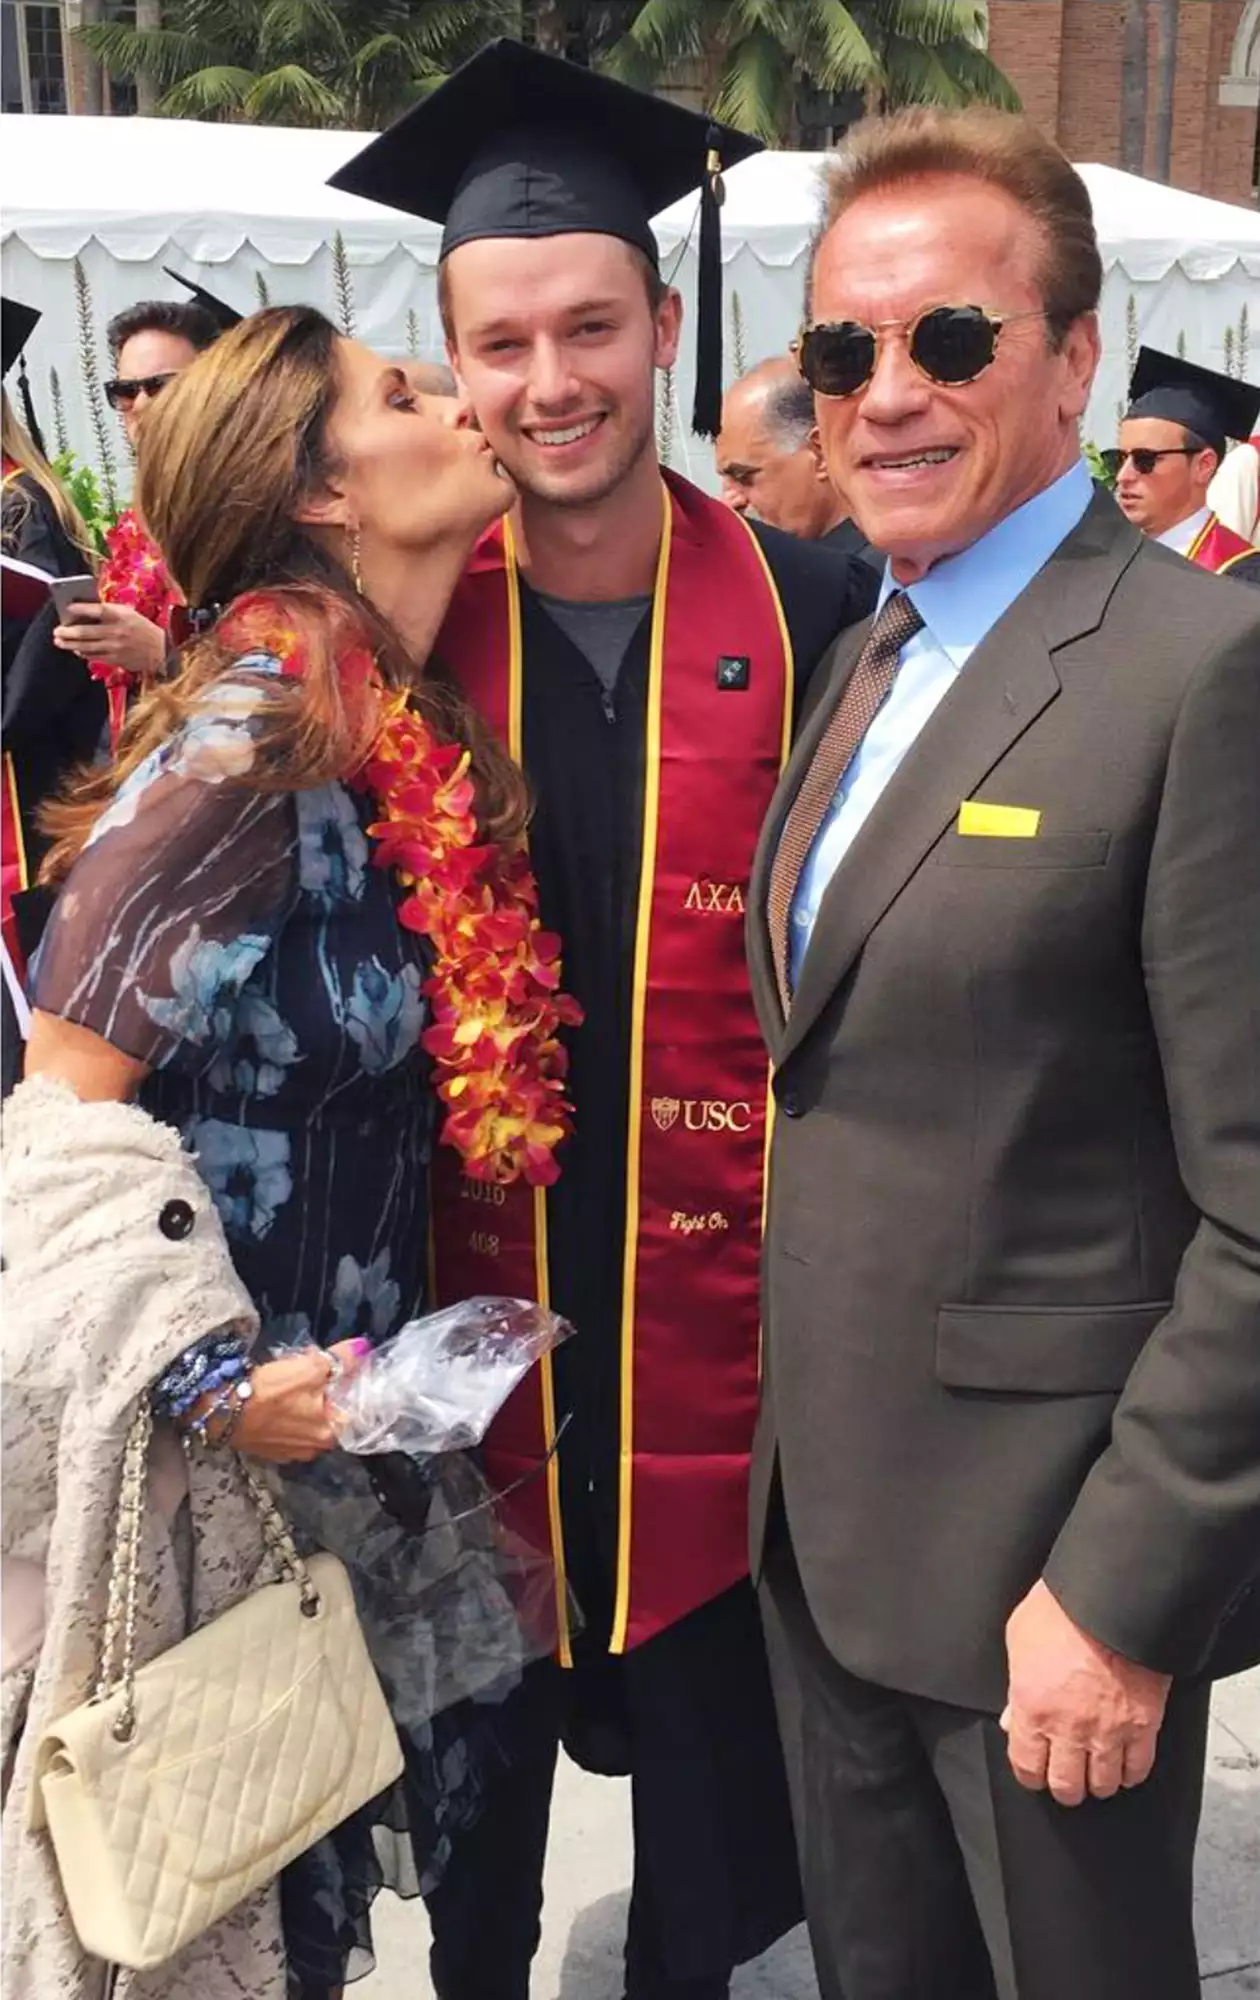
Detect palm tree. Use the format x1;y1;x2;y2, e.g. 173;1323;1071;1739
601;0;1018;148
1150;0;1179;183
77;0;520;127
1119;0;1149;175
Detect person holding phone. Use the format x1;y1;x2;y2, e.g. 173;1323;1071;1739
51;290;232;736
2;299;108;1086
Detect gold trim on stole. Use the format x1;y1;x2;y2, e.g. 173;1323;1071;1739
4;754;30;892
610;482;674;1654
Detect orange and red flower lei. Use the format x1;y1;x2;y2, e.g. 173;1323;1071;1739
220;594;581;1187
92;508;183;748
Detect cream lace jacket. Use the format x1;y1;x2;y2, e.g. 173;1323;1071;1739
1;1078;286;1999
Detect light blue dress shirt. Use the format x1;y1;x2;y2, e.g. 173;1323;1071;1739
788;458;1095;988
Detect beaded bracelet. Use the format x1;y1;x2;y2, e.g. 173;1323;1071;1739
152;1334;251;1420
184;1377;254;1452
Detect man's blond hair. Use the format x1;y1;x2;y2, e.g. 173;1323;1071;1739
810;106;1102;347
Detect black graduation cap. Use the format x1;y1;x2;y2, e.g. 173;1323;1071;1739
3;297;40;379
3;297;46;456
329;38;763;438
163;266;244;333
1126;347;1260;461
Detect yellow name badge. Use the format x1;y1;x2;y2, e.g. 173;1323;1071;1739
957;801;1042;838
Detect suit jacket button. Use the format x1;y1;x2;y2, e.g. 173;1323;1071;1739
779;1089;802;1118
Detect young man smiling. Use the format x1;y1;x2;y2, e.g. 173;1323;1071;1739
334;39;876;2000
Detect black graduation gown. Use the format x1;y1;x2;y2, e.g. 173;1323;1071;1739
1222;548;1260;586
2;478;107;1091
822;514;883;575
513;524;877;1975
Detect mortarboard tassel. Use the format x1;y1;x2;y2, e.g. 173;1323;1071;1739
16;354;46;461
692;131;725;440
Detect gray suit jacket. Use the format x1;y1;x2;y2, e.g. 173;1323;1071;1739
748;490;1260;1712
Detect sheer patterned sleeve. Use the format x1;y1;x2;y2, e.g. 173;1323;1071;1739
35;663;301;1071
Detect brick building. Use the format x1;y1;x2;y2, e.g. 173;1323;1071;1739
988;0;1259;205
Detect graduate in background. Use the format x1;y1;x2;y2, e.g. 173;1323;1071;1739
52;272;238;745
1107;347;1260;585
333;40;878;2000
2;298;107;1090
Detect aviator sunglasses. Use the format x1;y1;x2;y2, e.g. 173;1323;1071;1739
795;304;1046;399
1100;445;1201;479
104;369;181;411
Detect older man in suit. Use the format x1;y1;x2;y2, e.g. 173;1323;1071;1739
747;106;1260;2000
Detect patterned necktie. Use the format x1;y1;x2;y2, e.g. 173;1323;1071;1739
768;590;924;1011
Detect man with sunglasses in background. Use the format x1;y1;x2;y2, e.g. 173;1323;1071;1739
1108;346;1260;586
747;104;1260;2000
52;283;229;699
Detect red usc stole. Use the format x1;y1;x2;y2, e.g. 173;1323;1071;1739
433;472;792;1655
1186;512;1258;577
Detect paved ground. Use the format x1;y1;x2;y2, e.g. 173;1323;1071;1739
363;1668;1260;1997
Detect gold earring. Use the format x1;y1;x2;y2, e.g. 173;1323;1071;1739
350;525;364;598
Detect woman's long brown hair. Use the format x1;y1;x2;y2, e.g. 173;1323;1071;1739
41;306;528;882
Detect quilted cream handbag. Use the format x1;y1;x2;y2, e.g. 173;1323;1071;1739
28;1398;404;1972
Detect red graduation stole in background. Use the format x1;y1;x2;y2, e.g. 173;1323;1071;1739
433;472;792;1655
1186;512;1258;577
2;459;37;981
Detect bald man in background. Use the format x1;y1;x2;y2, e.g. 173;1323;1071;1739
718;355;879;568
404;358;458;397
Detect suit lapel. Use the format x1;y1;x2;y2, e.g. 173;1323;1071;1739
764;490;1144;1066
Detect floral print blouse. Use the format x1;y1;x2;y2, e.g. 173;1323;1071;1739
35;653;433;1353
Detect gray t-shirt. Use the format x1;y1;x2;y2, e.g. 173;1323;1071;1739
533;589;652;697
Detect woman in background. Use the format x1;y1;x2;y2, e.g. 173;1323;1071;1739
1;307;106;1089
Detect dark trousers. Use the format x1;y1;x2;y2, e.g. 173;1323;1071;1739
424;1658;731;2000
758;1521;1212;2000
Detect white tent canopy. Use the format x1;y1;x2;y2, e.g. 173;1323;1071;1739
4;113;1259;497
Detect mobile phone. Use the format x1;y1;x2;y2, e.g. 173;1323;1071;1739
51;574;100;619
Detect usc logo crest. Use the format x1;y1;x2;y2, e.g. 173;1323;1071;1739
649;1097;754;1135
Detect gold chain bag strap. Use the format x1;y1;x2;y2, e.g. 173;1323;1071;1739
28;1400;404;1973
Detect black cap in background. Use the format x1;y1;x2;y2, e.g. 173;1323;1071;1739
3;297;40;380
329;38;762;438
163;266;244;333
3;297;46;455
1126;346;1260;461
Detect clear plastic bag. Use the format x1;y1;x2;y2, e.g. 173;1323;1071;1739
327;1296;573;1457
271;1298;578;1731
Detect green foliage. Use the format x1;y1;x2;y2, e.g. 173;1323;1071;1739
255;269;272;309
52;451;118;556
72;258;119;518
332;231;357;337
48;367;70;460
77;0;521;129
602;0;1018;144
1231;302;1250;381
729;290;747;380
1082;439;1114;490
406;308;422;357
657;364;675;466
